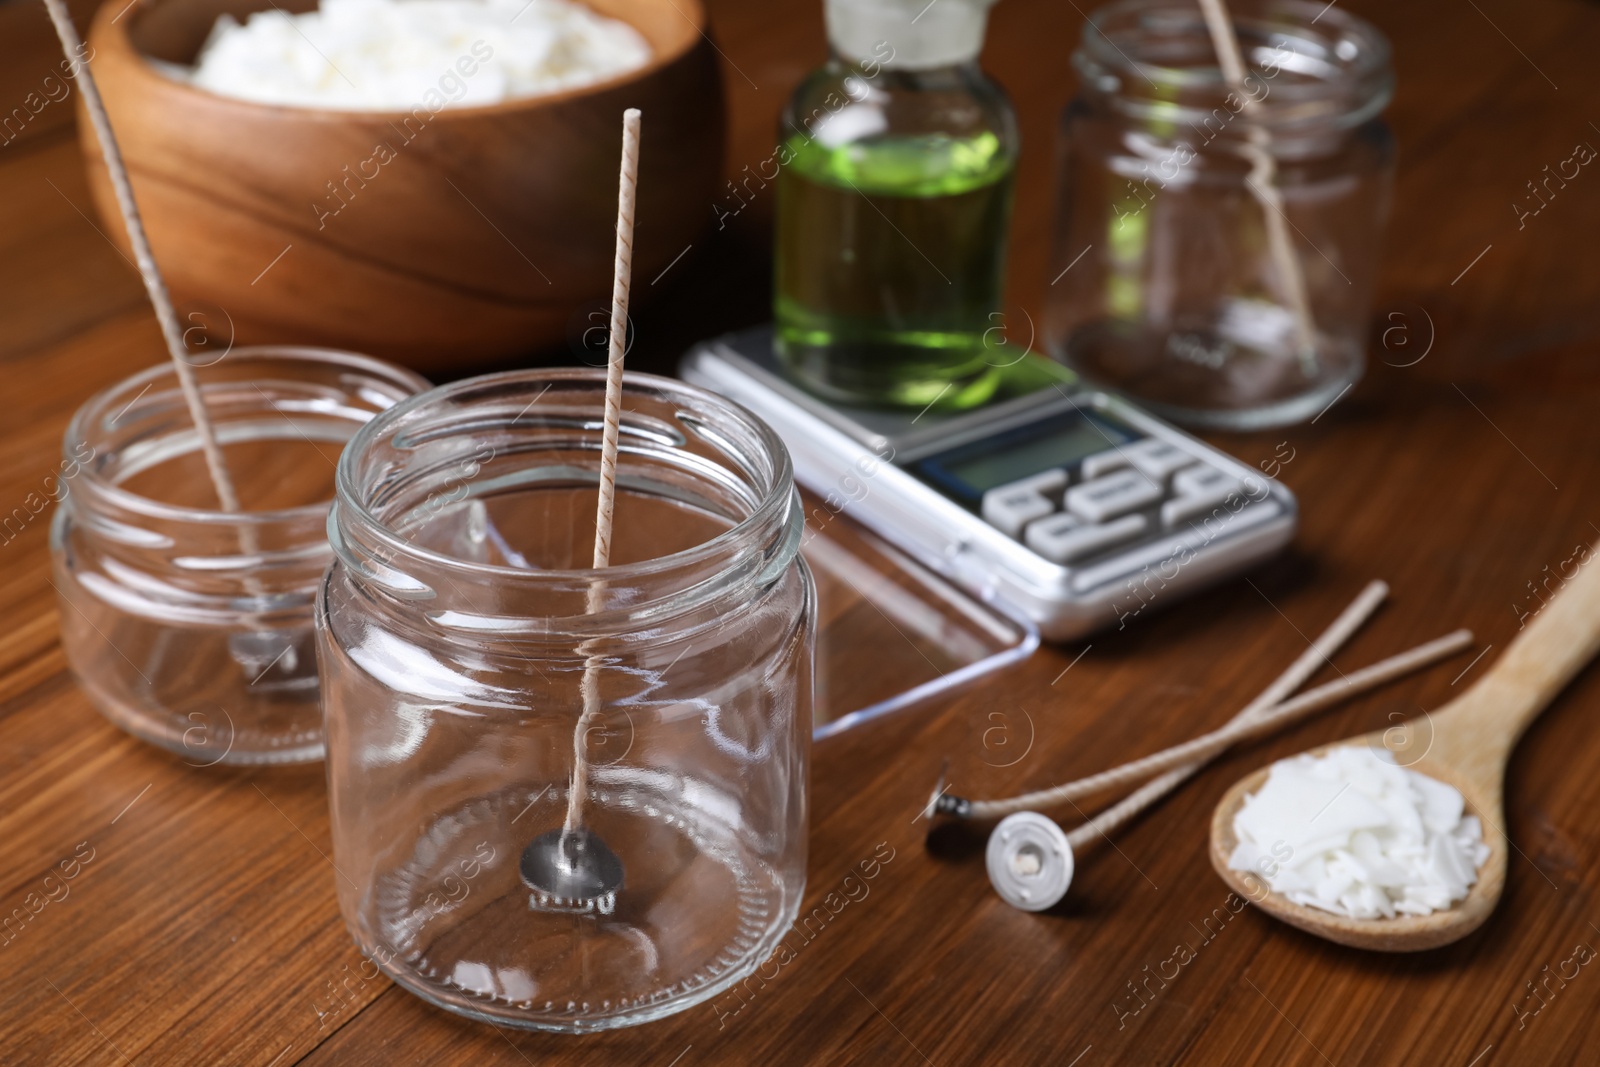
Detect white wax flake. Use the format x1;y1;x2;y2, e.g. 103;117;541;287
188;0;651;110
1227;746;1490;920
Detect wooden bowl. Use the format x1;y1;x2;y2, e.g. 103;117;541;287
82;0;724;373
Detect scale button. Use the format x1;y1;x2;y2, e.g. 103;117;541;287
1162;464;1249;527
1124;438;1193;484
1009;467;1069;497
1027;513;1147;564
982;484;1056;538
1080;447;1133;480
1064;468;1162;523
1172;463;1240;497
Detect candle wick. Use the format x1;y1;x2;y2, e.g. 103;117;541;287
563;107;642;845
41;0;244;515
1193;0;1320;374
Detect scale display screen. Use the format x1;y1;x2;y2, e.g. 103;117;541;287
912;410;1133;504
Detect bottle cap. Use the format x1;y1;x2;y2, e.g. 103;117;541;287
825;0;997;70
986;811;1074;912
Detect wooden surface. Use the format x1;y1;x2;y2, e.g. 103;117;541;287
4;0;1600;1063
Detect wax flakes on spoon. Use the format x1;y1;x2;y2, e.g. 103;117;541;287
1227;747;1490;920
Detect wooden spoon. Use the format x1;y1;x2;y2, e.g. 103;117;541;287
1210;540;1600;951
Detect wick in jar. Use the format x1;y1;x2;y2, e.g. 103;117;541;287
41;0;244;516
518;109;642;916
1194;0;1320;376
565;106;642;844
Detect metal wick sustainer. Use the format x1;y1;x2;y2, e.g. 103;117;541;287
519;828;624;916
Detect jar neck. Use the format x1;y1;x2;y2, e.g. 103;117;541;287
1074;0;1393;140
826;52;994;92
329;370;803;647
61;347;426;594
788;54;1017;159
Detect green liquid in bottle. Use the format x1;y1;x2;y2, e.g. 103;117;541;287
774;130;1016;409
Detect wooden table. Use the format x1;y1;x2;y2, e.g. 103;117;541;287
4;0;1600;1062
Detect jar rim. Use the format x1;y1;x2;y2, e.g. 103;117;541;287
1076;0;1393;128
332;367;799;594
65;345;431;527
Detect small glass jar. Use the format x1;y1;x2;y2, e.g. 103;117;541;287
318;369;815;1031
774;0;1018;409
1043;0;1394;428
51;347;428;765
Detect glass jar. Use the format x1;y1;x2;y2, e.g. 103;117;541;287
774;0;1018;410
1043;0;1394;429
318;369;815;1031
51;347;429;765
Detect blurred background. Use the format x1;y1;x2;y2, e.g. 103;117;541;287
1;0;1594;390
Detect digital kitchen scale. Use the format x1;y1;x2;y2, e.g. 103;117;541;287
681;326;1296;640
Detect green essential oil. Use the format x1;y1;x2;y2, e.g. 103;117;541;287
774;130;1016;410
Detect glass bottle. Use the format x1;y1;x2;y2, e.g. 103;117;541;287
1043;0;1395;429
50;347;428;764
318;369;815;1031
774;0;1018;410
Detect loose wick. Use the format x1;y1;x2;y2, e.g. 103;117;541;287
968;580;1387;836
41;0;242;513
938;584;1473;847
1061;629;1471;844
1194;0;1319;374
563;107;642;844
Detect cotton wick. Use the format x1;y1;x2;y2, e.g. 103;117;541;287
935;581;1388;828
1194;0;1319;375
945;626;1474;832
967;584;1473;913
563;107;642;843
941;585;1469;873
41;0;242;513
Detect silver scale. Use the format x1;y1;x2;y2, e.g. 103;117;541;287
683;326;1297;641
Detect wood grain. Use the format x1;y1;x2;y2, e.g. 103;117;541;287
77;0;724;371
3;0;1600;1062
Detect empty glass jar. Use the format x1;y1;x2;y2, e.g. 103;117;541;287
1043;0;1394;428
318;369;814;1031
51;347;428;764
